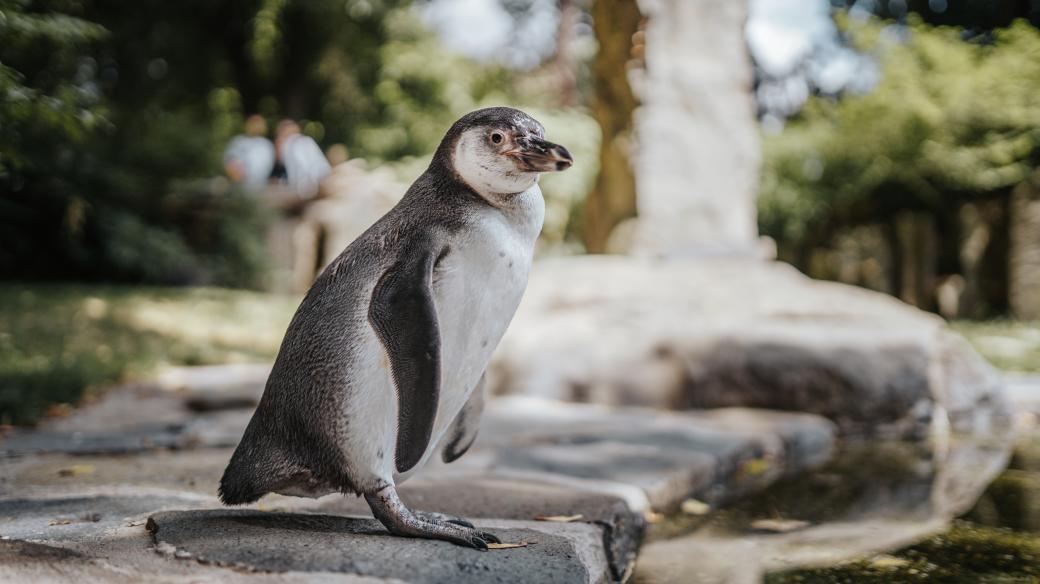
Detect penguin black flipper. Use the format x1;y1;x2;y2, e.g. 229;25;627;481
441;372;486;463
368;238;444;474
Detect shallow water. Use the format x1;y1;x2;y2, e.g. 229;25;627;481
764;427;1040;583
639;421;1037;583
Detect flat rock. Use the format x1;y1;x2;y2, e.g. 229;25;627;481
1005;373;1040;414
0;384;190;457
314;472;644;581
0;373;836;583
0;448;232;498
0;391;252;457
0;364;267;457
0;422;186;457
0;493;215;542
148;509;610;584
155;364;269;412
491;257;1012;438
0;540;133;584
463;397;837;511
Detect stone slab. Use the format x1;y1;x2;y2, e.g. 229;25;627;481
155;364;269;412
0;423;186;457
0;493;393;582
1005;373;1040;415
0;400;250;457
0;364;267;457
0;384;191;457
314;472;644;582
464;397;837;511
0;448;232;498
148;509;609;584
0;540;135;584
0;493;215;543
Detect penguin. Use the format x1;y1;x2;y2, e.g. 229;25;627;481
219;107;573;549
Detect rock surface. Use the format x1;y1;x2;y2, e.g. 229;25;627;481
314;473;645;580
460;397;836;511
0;365;842;583
148;510;610;584
491;257;1011;437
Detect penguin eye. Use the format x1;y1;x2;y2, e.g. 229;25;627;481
490;131;504;145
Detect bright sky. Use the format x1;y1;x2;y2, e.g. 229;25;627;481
421;0;560;69
423;0;878;117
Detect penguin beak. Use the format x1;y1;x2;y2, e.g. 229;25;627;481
508;136;574;172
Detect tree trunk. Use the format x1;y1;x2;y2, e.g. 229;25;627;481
894;212;937;311
552;0;581;108
959;199;1008;318
1010;172;1040;320
583;0;641;253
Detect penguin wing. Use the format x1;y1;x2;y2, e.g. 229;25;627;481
368;240;443;474
441;372;486;463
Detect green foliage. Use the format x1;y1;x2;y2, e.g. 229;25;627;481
353;7;513;160
0;0;415;287
0;0;107;178
0;283;298;424
759;17;1040;256
1;0;598;286
349;7;601;247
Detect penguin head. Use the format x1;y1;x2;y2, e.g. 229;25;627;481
438;107;573;200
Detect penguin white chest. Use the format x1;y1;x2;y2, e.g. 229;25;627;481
428;192;543;451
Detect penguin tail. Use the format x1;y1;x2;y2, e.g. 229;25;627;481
218;472;264;506
219;442;277;505
218;461;266;505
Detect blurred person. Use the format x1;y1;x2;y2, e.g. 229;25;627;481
223;115;275;192
275;119;331;199
325;143;350;167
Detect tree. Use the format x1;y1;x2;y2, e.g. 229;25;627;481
0;0;109;277
0;0;441;286
582;0;640;253
759;17;1040;312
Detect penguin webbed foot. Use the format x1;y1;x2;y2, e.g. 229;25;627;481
365;486;500;550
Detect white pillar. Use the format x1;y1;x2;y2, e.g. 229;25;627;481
631;0;762;258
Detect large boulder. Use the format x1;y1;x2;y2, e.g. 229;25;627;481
490;257;1011;438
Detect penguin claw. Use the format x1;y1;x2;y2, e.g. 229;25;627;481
478;531;501;545
365;487;495;550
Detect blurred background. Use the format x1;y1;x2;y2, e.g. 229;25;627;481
4;0;1039;424
2;0;1040;581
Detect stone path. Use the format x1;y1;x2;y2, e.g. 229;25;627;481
0;365;837;583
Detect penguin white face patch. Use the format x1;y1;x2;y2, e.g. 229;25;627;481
452;127;539;199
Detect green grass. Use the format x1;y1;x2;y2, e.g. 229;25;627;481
951;319;1040;373
0;283;299;425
